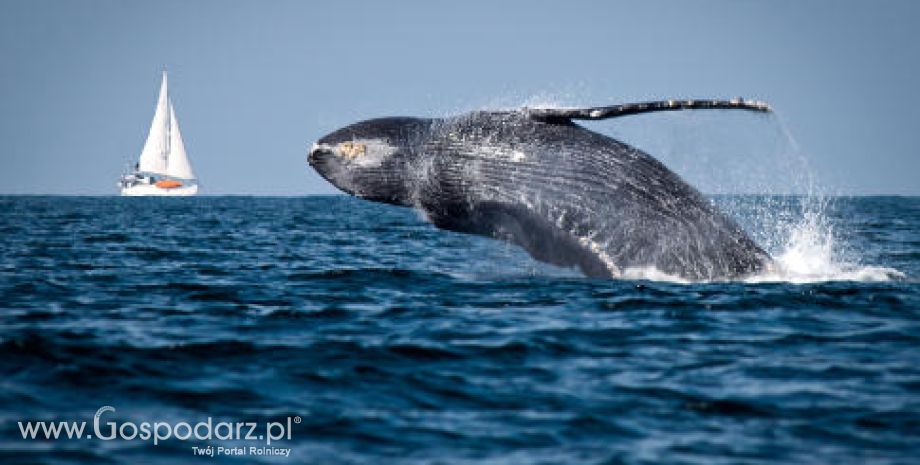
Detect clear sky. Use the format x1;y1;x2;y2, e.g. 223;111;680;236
1;0;918;195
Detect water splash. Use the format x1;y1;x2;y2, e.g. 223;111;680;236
743;113;903;283
747;201;904;283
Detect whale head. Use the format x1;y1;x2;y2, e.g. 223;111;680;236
309;117;432;206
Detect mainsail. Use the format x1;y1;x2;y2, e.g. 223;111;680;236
138;72;169;174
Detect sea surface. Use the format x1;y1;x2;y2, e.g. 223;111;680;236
0;195;918;464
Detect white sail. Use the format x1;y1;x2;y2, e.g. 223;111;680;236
137;72;169;175
166;102;195;180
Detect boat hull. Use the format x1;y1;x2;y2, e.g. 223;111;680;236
120;183;198;196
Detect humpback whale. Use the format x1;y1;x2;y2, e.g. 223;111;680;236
308;99;773;280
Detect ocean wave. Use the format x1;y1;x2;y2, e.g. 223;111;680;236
0;196;917;464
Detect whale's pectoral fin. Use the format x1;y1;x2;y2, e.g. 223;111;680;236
524;98;771;123
425;201;615;278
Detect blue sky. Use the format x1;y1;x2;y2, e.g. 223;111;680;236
1;1;918;195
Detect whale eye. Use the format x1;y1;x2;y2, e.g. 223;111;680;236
338;141;366;159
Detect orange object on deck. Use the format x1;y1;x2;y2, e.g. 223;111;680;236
155;180;183;189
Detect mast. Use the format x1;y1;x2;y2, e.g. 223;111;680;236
163;69;170;169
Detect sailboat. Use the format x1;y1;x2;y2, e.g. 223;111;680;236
119;71;198;196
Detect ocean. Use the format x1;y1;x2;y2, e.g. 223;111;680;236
0;195;917;464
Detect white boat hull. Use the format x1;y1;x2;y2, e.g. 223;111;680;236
120;183;198;196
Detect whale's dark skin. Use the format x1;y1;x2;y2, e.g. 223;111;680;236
308;100;773;280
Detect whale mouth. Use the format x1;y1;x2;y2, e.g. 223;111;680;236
308;143;341;187
308;142;365;199
308;143;335;167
